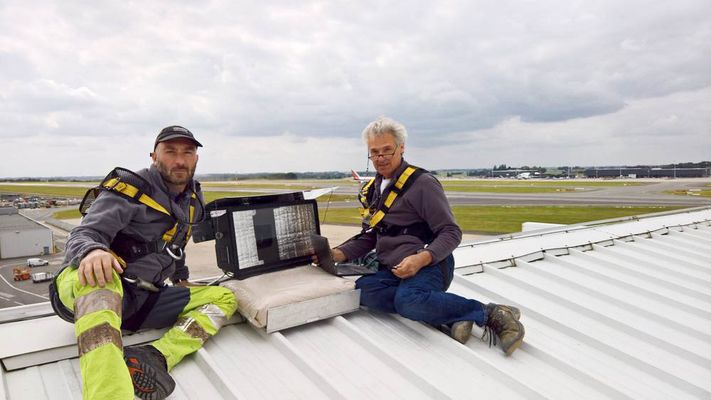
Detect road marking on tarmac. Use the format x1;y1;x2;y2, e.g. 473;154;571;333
0;274;49;300
0;291;16;298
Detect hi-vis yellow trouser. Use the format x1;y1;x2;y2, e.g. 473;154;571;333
54;267;237;400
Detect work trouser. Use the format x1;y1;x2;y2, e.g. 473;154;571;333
53;267;238;400
355;254;488;327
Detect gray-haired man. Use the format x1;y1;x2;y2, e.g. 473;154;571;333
328;116;525;355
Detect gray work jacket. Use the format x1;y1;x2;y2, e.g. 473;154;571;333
337;160;462;267
63;165;203;284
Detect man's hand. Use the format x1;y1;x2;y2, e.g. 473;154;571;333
311;247;347;266
391;250;433;279
78;249;124;287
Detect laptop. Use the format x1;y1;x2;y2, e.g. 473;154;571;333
310;234;376;277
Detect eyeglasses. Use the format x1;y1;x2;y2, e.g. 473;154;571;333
368;148;399;160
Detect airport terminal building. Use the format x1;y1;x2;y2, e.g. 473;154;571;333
0;208;53;259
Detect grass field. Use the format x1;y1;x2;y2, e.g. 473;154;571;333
449;205;681;233
0;184;88;198
202;188;352;203
319;205;682;234
0;183;354;204
201;182;349;190
52;209;83;219
664;189;711;198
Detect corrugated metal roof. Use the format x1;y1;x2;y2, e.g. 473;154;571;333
1;207;710;399
0;214;47;232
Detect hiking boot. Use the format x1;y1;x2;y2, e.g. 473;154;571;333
486;303;521;320
124;345;175;400
486;305;525;356
450;320;474;344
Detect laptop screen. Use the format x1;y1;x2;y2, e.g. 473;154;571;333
193;193;320;279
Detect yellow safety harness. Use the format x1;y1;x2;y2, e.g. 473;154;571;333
80;167;199;262
358;165;425;229
100;176;197;246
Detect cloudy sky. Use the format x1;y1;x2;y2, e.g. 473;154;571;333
1;0;709;178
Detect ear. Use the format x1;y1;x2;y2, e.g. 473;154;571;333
150;151;157;163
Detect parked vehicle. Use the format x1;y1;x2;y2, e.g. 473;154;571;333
13;267;31;281
31;271;54;283
27;258;49;267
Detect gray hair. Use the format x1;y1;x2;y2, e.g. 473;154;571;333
361;116;408;146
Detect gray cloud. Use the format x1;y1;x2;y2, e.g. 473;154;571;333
0;0;709;177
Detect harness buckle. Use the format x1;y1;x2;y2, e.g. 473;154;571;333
165;245;184;260
104;176;121;191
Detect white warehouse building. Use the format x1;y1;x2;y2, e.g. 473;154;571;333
0;208;53;259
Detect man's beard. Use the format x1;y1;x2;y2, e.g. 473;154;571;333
155;159;195;187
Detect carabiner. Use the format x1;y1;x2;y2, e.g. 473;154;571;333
165;245;184;260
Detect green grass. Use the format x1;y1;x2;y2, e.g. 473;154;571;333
0;180;99;185
664;189;711;198
320;205;683;234
450;205;682;233
0;184;88;197
53;209;82;219
203;191;352;203
202;183;317;190
201;179;357;190
202;191;265;203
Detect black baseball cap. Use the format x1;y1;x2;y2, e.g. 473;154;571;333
154;125;203;149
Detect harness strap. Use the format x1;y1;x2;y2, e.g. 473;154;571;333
91;168;201;262
111;232;167;263
376;221;434;243
367;166;425;229
102;177;171;216
358;177;377;218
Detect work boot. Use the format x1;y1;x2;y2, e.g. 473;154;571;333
486;304;525;356
124;345;175;400
486;303;521;320
450;320;474;344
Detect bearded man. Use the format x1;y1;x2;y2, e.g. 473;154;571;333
50;126;237;400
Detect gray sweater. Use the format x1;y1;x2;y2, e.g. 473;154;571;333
63;165;202;284
337;160;462;267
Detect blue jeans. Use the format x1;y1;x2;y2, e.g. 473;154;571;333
355;254;487;327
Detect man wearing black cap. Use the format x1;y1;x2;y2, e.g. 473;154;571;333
51;126;237;400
